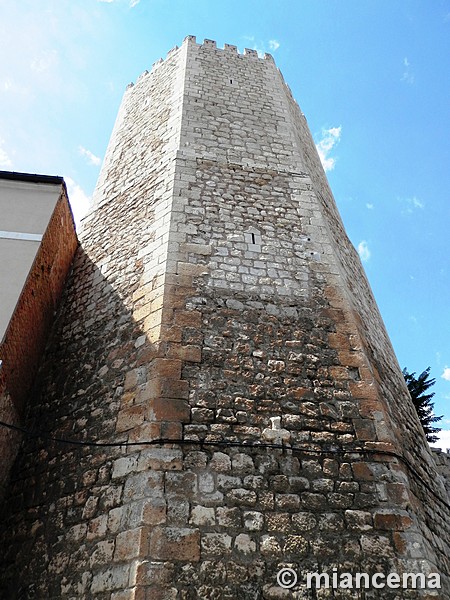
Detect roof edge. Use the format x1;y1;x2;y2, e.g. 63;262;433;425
0;170;64;185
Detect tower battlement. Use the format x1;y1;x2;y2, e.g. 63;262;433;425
128;36;275;90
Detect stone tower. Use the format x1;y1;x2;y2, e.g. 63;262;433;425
0;36;449;599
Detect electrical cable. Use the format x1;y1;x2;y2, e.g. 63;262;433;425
0;418;449;511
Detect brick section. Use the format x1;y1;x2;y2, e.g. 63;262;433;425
0;188;77;410
0;186;77;498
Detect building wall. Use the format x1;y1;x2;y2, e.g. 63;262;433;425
433;450;450;497
0;179;78;498
0;177;66;342
0;38;448;599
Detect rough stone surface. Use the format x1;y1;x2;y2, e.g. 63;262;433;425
0;36;449;599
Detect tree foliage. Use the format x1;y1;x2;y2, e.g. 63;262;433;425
403;367;442;444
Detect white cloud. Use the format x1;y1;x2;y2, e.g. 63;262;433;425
316;126;342;172
241;36;279;58
2;79;13;92
411;196;424;209
30;49;59;74
79;145;101;166
97;0;140;5
399;195;424;214
401;57;415;84
366;203;374;210
441;367;450;381
357;240;371;262
65;176;91;229
269;40;280;51
0;138;13;169
430;428;450;450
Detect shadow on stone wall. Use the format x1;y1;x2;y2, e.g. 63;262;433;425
0;243;143;598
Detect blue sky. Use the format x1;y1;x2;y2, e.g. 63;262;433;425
0;0;449;447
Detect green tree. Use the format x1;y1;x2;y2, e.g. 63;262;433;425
403;367;442;444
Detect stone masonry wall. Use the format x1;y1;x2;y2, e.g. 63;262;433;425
433;450;450;497
0;36;448;600
0;42;189;598
278;66;450;583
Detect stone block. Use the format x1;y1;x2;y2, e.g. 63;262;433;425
149;527;200;561
90;540;115;568
143;309;163;331
201;533;232;556
116;405;146;433
353;418;377;441
385;482;410;507
87;514;108;540
139;377;189;401
108;506;126;534
91;565;130;594
123;471;165;501
127;422;161;445
166;343;202;362
189;505;215;526
227;487;257;507
114;527;149;561
344;510;373;531
260;535;282;555
177;261;209;276
112;455;139;479
133;302;152;322
275;493;301;510
291;512;317;532
137;448;183;471
216;507;241;528
352;462;374;481
243;511;264;531
148;397;190;422
374;510;413;531
124;369;139;391
209;452;232;472
148;358;182;380
159;324;183;342
125;498;167;528
180;242;212;255
135;560;175;586
283;535;308;556
360;534;395;558
173;309;202;327
111;590;146;600
234;533;256;554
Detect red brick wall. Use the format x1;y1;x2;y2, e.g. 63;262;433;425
0;185;78;491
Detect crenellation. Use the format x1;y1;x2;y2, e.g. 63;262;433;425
166;45;179;58
224;43;237;53
135;69;149;83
